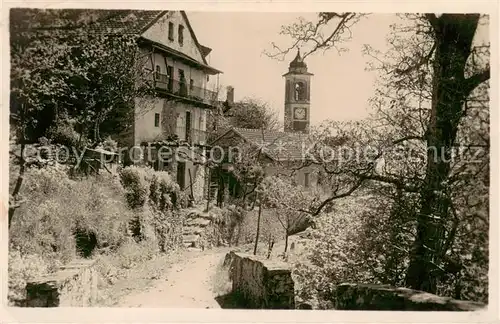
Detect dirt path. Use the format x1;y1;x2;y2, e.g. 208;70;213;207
118;249;229;308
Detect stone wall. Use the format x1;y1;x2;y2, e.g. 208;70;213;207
25;259;97;307
335;283;486;311
224;251;295;309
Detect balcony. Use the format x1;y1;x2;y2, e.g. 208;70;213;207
176;126;208;145
154;73;218;106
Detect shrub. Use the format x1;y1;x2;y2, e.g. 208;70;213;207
293;195;386;309
118;166;185;251
114;238;159;269
46;120;81;147
98;136;118;153
119;166;150;209
9;165;135;263
9;164;186;306
119;166;182;211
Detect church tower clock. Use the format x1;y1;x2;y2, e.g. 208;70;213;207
283;49;313;133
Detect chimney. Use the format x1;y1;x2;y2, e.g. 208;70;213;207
226;86;234;106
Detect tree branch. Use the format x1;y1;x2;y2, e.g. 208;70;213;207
395;42;436;75
301;178;365;216
392;135;424;145
465;67;490;94
354;171;420;192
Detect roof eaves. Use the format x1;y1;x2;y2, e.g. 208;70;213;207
138;10;168;34
141;38;222;74
181;10;209;66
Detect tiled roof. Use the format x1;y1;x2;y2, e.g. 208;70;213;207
13;9;221;73
14;9;219;71
12;9;165;35
213;127;313;161
84;10;165;34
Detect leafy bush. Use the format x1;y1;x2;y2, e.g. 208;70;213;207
97;136;118;153
293;195;389;309
118;166;185;251
10;166;135;260
119;166;151;209
9;163;186;305
238;207;283;246
119;166;181;211
46;120;81;147
293;187;489;308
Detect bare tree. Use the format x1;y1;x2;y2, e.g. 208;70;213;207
268;13;490;294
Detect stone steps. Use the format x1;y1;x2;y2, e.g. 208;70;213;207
185;218;211;227
183;227;204;235
181;207;216;249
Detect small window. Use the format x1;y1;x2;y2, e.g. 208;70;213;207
154;113;160;127
304;172;310;188
190;79;194;90
206;75;209;82
295;82;306;101
155;65;161;79
178;25;184;45
167;66;173;79
168;22;174;41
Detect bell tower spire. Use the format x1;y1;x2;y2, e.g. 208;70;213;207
283;48;313;133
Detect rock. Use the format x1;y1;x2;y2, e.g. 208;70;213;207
183;227;204;235
183;234;200;241
186;218;211;227
296;303;313;309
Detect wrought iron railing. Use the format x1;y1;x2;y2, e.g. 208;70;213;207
154;73;218;105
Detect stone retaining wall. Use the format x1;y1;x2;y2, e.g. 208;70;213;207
335;283;486;311
224;251;295;309
25;259;97;307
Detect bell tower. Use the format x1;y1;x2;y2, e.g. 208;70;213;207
283;49;313;133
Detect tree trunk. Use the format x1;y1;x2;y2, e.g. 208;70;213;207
284;231;289;254
216;168;224;208
405;14;481;293
9;142;26;229
253;202;262;255
267;237;274;259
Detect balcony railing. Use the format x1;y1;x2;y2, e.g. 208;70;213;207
154;73;218;106
176;126;208;145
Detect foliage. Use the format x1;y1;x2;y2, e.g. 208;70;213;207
9;166;135;260
10;8;155;145
118;166;185;251
8;8;157;230
118;166;181;211
270;12;490;299
258;176;317;253
8;163;188;305
237;207;284;246
96;136;118;153
293;194;408;308
226;98;280;131
8;250;53;306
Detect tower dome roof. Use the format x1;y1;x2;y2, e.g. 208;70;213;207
289;49;307;69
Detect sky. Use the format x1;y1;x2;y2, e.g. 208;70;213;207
188;12;401;126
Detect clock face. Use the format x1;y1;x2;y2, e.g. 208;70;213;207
294;107;307;120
